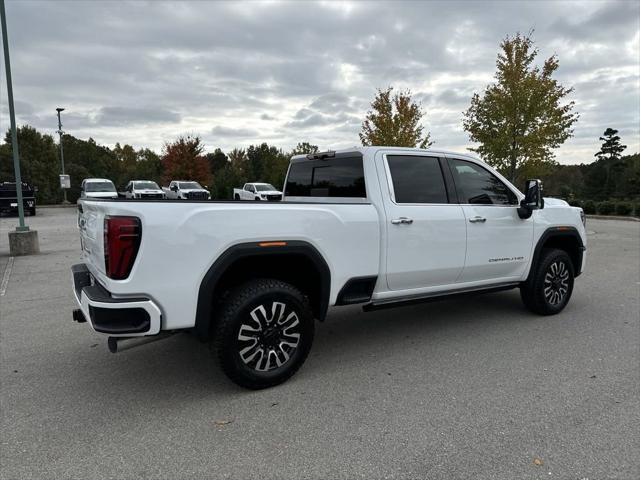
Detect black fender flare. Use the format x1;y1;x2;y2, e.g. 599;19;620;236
194;240;331;340
528;226;585;281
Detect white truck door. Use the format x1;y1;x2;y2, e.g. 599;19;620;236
379;153;467;290
446;157;533;282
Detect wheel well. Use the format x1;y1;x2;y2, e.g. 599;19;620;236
195;243;330;340
539;233;582;274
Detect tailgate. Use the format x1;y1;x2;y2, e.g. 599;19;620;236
78;201;107;275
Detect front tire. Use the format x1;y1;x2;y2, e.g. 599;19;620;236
213;279;315;389
520;248;574;315
234;194;240;200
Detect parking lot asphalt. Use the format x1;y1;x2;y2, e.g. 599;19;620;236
1;208;638;480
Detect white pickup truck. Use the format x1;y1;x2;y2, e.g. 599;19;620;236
73;147;586;389
162;180;211;200
233;183;282;201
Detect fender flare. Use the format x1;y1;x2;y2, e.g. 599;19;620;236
194;240;331;340
528;226;585;281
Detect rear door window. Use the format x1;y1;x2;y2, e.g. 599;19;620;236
386;155;448;204
285;155;366;198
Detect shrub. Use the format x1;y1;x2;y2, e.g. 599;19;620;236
615;202;633;216
568;199;583;208
583;200;596;214
597;201;615;215
634;202;640;217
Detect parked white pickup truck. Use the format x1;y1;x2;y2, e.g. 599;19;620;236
233;182;282;201
122;180;165;199
73;147;586;389
163;180;211;200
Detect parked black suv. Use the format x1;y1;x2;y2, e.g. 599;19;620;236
0;181;37;216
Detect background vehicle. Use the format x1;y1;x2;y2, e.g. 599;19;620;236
0;181;36;215
234;182;282;201
80;178;118;199
122;180;165;199
73;147;587;389
163;180;210;200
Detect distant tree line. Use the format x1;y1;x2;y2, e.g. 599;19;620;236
0;126;319;203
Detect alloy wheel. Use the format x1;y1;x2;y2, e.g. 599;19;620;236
543;261;570;306
237;302;301;372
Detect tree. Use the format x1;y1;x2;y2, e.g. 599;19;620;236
206;148;228;174
161;135;211;186
0;126;60;203
592;128;628;198
595;128;626;162
360;87;432;148
463;33;579;183
291;142;319;155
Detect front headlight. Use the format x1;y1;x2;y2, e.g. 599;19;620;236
261;194;266;198
580;209;586;227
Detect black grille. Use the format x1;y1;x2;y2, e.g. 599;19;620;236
186;191;209;200
141;193;163;199
267;194;282;201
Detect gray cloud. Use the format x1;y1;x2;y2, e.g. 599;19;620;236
211;126;259;138
0;0;637;162
95;107;181;127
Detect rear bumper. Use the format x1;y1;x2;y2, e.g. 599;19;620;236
71;263;162;336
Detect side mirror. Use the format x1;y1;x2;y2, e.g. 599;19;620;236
517;179;544;219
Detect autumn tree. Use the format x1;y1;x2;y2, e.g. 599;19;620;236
463;33;579;183
161;135;211;187
360;87;432;148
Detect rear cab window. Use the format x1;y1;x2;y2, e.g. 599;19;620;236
385;155;448;204
285;152;366;201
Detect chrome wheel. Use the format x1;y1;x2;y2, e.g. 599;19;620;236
543;261;570;306
237;302;301;372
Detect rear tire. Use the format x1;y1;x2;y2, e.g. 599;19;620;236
213;279;314;389
520;248;574;315
234;194;240;200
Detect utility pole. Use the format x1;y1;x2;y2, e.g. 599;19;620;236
1;0;26;230
1;0;39;254
56;107;68;203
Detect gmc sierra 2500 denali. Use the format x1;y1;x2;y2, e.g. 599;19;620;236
73;147;586;389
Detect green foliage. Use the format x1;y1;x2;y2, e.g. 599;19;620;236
614;202;633;216
360;87;432;148
582;200;596;214
567;199;582;208
597;201;615;215
595;128;626;162
0;126;61;204
291;142;319;155
463;33;578;183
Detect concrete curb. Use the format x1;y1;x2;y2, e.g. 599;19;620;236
586;214;639;222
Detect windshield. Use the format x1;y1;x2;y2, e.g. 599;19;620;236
85;181;116;193
255;184;276;192
179;182;202;189
134;181;159;190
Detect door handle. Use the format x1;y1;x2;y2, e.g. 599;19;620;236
391;217;413;225
469;216;487;223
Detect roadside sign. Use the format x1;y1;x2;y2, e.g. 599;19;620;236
59;174;70;189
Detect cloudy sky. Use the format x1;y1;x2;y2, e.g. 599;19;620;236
1;0;638;164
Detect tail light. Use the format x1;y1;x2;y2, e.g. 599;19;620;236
104;216;141;279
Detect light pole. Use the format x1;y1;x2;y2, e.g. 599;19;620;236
1;0;39;255
56;107;68;203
